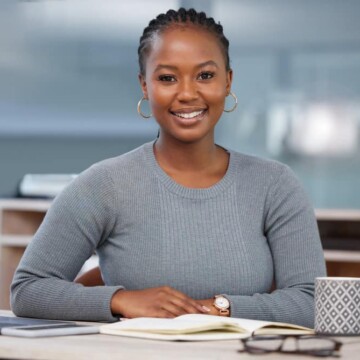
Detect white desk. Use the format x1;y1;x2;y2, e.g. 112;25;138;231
1;311;360;360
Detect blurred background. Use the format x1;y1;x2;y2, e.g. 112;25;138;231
1;0;360;209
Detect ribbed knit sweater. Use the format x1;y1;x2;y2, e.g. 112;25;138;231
11;141;326;327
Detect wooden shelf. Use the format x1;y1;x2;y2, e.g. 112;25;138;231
0;199;51;309
0;198;99;310
316;209;360;277
324;250;360;263
0;235;33;247
0;198;52;211
315;209;360;221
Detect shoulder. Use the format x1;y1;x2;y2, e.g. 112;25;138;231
75;142;153;188
228;149;295;185
226;149;307;205
47;142;154;224
90;142;150;174
60;142;152;199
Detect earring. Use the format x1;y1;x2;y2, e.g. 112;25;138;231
137;97;152;119
223;91;238;113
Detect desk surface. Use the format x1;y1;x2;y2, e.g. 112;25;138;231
1;311;360;360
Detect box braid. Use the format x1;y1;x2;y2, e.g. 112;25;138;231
138;8;230;76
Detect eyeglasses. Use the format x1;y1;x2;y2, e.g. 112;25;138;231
239;335;342;357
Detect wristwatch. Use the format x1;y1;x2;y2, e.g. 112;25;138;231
213;295;230;316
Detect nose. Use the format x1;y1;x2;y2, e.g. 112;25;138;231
177;78;199;102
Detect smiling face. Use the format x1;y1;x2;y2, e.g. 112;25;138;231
139;25;233;144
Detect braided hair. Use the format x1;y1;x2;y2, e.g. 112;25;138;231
138;8;230;75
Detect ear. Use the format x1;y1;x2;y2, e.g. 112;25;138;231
138;73;148;99
225;69;233;94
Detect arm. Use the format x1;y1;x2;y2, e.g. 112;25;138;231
224;166;326;327
76;268;210;319
74;268;210;318
11;164;208;321
11;164;125;321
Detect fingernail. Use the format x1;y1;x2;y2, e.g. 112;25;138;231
201;306;211;312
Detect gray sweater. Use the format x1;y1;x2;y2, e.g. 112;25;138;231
11;141;326;327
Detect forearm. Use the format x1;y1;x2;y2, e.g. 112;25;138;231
225;284;316;327
11;274;123;322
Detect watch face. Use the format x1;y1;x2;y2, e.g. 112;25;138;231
215;296;229;309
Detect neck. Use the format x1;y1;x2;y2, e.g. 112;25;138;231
152;135;230;188
154;136;220;172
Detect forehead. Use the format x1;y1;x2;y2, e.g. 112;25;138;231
146;25;226;70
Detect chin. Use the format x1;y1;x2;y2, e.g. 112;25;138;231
172;132;213;145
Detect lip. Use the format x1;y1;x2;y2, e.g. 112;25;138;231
170;108;207;126
171;107;206;114
170;109;207;126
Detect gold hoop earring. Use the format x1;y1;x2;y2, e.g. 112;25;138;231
224;91;238;113
137;97;152;119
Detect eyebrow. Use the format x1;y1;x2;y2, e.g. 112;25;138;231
154;60;219;72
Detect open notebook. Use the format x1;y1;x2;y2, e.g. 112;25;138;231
100;314;314;341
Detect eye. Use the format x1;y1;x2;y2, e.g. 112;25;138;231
198;71;215;80
158;74;176;82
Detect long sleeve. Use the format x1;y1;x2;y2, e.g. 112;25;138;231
225;166;327;327
11;163;123;322
11;142;327;326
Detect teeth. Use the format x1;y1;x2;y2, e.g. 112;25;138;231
174;110;204;119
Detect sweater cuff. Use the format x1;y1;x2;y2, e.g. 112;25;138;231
82;285;125;322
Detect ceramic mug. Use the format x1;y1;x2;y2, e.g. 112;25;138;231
315;277;360;335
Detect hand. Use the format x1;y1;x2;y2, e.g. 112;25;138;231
196;299;231;317
110;286;210;318
196;299;221;316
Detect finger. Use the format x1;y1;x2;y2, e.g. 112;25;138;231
168;296;206;315
163;287;209;313
156;287;201;315
156;308;177;318
138;305;174;318
160;302;190;317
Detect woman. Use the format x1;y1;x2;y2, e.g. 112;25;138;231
11;8;326;327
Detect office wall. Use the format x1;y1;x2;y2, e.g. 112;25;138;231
1;0;360;208
0;136;153;196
